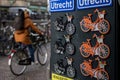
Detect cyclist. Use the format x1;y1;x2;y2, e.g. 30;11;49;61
14;9;44;64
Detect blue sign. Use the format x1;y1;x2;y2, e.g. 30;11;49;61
49;0;74;12
77;0;112;9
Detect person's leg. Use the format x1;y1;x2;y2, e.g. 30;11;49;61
27;44;35;62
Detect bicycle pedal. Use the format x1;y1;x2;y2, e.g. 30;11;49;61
19;59;31;65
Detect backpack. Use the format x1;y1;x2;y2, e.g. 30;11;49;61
14;9;24;30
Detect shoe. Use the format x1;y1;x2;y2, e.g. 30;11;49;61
31;61;39;65
35;61;38;64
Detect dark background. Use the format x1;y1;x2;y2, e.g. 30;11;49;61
50;0;118;80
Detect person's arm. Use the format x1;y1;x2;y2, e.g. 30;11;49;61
28;19;44;35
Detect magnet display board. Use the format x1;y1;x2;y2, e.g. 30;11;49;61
50;0;118;80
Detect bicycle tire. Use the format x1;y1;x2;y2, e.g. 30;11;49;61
80;64;89;76
80;20;90;32
80;44;90;58
98;44;110;59
66;66;76;78
97;69;109;80
66;43;75;55
66;23;75;35
37;44;48;65
9;50;27;76
98;19;110;34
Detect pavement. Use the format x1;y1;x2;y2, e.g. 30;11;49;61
0;42;51;80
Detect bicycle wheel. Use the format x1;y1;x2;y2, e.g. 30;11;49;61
97;69;109;80
66;43;75;55
98;19;110;34
66;66;76;78
80;45;90;58
66;23;75;35
80;20;90;32
9;50;27;76
80;64;89;76
98;44;110;59
37;44;48;65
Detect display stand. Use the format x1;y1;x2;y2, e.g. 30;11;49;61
50;0;118;80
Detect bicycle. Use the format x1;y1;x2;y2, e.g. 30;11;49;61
0;25;14;56
79;34;110;59
8;33;48;76
80;9;110;34
80;57;109;80
54;57;76;78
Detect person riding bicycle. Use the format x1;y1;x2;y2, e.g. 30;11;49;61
14;9;44;64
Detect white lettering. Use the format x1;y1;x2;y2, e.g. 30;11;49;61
84;0;87;5
79;0;111;6
85;0;89;5
100;0;102;3
62;3;66;8
79;0;84;6
66;1;70;8
106;0;109;2
95;0;99;4
69;1;72;7
59;3;62;8
55;3;59;9
51;3;55;9
99;0;109;3
90;0;95;5
103;0;107;3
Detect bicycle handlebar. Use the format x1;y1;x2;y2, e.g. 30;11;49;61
30;33;39;37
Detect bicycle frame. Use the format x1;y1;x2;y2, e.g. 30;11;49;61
54;17;65;31
64;35;75;55
54;59;66;74
54;57;75;78
81;41;94;56
8;49;16;66
66;13;73;23
54;39;64;54
8;33;46;65
8;42;29;64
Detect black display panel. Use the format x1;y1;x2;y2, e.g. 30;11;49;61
50;0;118;80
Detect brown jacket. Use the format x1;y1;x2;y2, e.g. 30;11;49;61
14;11;42;45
